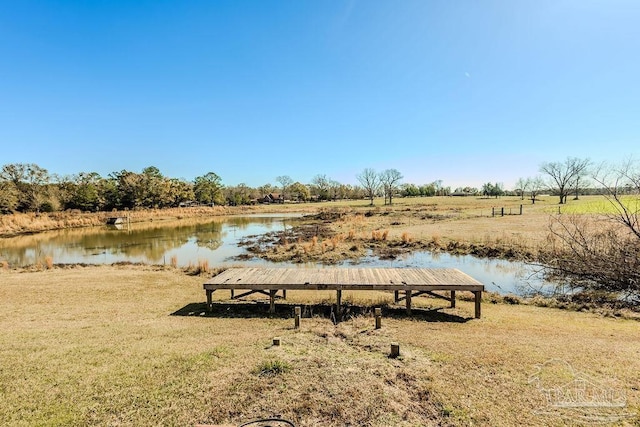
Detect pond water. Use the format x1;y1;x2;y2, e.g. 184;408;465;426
0;214;553;295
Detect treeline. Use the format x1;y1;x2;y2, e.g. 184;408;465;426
0;163;453;214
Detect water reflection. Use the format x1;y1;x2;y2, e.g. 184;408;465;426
0;216;290;267
0;214;553;295
334;251;551;295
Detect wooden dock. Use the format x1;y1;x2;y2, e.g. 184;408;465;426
203;267;485;319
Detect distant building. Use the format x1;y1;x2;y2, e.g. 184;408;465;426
260;193;284;204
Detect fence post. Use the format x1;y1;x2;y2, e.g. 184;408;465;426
374;307;382;329
520;204;523;215
501;207;504;217
492;207;495;217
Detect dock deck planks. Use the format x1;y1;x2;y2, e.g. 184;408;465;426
203;267;484;319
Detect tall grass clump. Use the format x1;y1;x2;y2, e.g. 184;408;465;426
401;232;412;243
371;229;389;241
198;259;210;274
44;256;54;269
170;255;178;268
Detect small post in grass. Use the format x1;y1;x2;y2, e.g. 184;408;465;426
374;307;382;329
390;343;400;358
294;306;301;329
273;337;281;346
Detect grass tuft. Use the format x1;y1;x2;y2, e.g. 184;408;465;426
253;358;291;377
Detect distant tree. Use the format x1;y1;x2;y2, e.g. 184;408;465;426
0;163;51;212
379;169;403;205
357;168;380;206
350;185;365;200
225;183;253;206
401;183;420;197
328;179;344;201
110;170;143;209
0;181;19;213
540;157;591;204
257;183;277;197
529;176;545;204
275;175;293;201
194;172;224;205
482;182;504;198
289;182;310;202
514;177;530;200
311;174;331;201
67;172;102;211
167;178;194;207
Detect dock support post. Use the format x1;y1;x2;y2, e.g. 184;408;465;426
283;290;287;300
206;289;213;312
230;289;235;299
405;290;412;315
269;290;277;313
336;290;342;321
450;290;456;308
474;291;482;319
394;290;399;302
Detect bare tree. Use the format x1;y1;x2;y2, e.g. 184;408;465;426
514;177;530;200
529;176;545;204
539;160;640;302
592;159;640;240
357;168;379;206
275;175;293;202
543;214;640;302
540;157;591;204
379;169;403;205
311;174;331;201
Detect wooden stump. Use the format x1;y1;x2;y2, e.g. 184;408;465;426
390;343;400;358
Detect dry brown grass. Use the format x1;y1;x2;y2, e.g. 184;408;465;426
0;265;638;426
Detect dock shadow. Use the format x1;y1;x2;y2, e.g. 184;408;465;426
171;301;471;323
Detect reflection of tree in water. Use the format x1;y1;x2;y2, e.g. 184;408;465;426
0;216;292;266
193;222;224;251
0;219;227;265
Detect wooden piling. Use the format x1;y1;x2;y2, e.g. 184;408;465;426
269;290;277;313
294;306;301;329
450;290;456;308
374;307;382;329
474;291;482;319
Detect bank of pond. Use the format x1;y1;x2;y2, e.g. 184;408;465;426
0;214;554;296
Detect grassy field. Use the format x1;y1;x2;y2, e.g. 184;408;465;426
1;265;638;426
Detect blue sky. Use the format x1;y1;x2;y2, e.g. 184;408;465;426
1;1;638;189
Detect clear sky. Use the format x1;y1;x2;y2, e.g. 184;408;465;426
1;0;638;189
